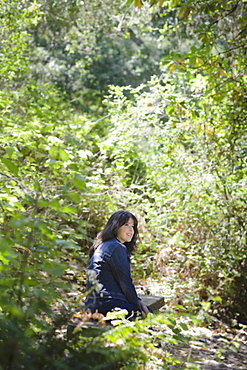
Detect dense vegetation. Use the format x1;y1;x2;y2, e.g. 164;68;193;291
0;0;246;368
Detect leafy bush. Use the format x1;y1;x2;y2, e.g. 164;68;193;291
101;73;247;323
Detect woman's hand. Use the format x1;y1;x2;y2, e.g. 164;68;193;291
139;300;149;317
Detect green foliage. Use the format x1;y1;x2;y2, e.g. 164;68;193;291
101;0;247;324
61;310;190;370
101;69;247;322
1;0;247;367
28;0;162;111
0;0;40;82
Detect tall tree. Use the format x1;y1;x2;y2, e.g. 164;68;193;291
28;0;163;111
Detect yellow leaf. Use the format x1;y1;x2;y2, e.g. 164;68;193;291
169;63;176;73
196;57;204;66
178;7;192;20
134;0;143;8
72;313;82;318
177;59;186;70
218;68;227;77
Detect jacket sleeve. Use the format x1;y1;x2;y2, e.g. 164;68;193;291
110;243;141;309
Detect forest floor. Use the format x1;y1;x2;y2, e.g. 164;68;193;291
139;283;247;369
162;324;247;370
62;267;247;370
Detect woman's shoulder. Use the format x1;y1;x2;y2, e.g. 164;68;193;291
101;238;122;248
99;238;126;253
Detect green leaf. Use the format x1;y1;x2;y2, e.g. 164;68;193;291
179;323;188;331
55;239;79;249
166;106;175;115
1;158;18;175
6;147;15;157
209;295;222;302
171;304;187;310
60;206;77;214
0;237;14;249
0;254;10;265
47;264;67;277
49;146;59;157
73;173;85;189
68;192;81;202
59;148;70;161
9;215;33;227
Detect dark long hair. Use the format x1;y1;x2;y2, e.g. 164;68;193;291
89;210;138;258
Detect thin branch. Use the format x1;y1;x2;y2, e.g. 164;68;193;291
207;0;241;29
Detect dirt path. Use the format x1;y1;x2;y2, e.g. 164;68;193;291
164;327;247;369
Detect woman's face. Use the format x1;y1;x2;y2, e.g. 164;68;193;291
117;218;135;244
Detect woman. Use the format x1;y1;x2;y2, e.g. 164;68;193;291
85;210;150;319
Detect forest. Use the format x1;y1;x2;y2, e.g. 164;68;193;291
0;0;247;368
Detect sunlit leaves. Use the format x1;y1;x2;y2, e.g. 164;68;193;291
0;0;40;81
73;173;85;190
102;67;247;323
0;0;247;366
0;158;19;176
59;148;70;162
67;192;81;203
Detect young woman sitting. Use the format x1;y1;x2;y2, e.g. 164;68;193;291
85;210;151;319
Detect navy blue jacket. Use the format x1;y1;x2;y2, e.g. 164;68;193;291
85;239;141;311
